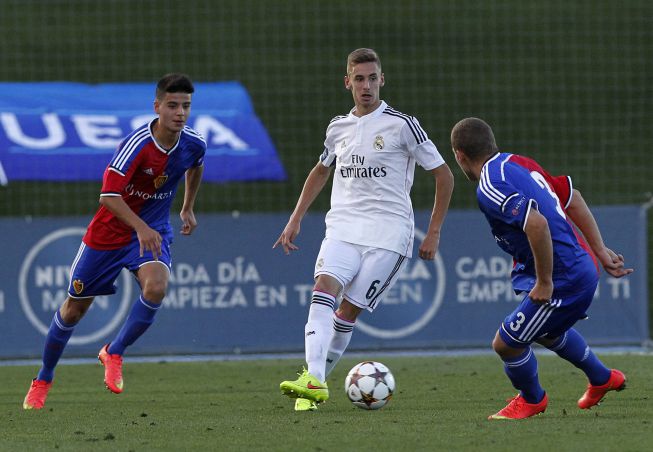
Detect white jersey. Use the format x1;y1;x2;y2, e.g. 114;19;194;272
319;101;445;257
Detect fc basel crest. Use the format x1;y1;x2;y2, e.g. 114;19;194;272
72;279;84;295
154;174;168;189
373;135;384;151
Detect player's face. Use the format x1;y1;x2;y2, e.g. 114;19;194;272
345;62;384;115
154;92;192;134
453;149;478;182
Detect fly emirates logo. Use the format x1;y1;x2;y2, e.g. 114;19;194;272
125;183;173;201
339;154;387;178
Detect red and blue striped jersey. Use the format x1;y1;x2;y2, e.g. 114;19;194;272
83;119;206;249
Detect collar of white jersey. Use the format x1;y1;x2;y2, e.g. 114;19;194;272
349;100;387;120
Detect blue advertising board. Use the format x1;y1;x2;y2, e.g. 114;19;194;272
0;82;286;184
0;207;647;359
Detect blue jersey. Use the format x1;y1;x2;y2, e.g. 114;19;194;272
477;152;598;295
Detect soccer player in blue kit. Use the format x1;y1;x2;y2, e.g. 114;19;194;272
23;73;206;410
450;117;633;420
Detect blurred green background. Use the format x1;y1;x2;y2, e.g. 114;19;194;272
0;0;650;331
0;0;650;214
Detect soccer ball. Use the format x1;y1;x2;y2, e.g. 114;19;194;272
345;361;395;410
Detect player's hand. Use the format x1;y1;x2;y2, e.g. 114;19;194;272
597;247;634;278
136;226;162;261
180;210;197;235
528;280;554;305
418;231;440;260
273;220;300;255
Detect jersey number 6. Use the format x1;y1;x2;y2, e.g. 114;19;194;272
366;280;381;299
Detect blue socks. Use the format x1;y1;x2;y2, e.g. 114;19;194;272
548;328;611;385
37;310;77;382
502;347;545;404
35;295;161;381
108;296;161;355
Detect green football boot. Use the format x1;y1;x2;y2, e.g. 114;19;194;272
294;398;318;411
280;368;329;403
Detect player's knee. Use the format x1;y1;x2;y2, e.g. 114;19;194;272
60;297;93;323
336;300;361;322
492;332;527;358
491;335;503;354
491;332;510;356
141;280;167;303
314;275;341;297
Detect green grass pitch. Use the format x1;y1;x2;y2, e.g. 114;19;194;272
2;353;652;451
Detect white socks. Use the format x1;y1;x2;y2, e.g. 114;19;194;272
325;312;355;377
305;290;336;382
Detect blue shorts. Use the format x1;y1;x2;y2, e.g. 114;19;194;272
67;238;172;298
498;280;598;348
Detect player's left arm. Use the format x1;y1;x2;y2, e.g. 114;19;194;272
565;188;634;278
180;164;204;235
524;208;554;304
419;163;454;261
401;117;454;261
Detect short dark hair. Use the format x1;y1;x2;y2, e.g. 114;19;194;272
346;48;381;74
451;117;498;161
155;73;194;100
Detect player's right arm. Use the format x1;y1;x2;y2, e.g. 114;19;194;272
523;208;554;304
99;196;162;260
273;162;332;254
101;132;162;258
565;188;634;278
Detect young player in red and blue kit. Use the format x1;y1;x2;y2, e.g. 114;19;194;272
451;117;633;420
24;73;206;410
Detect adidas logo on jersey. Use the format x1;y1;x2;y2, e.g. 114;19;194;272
143;168;154;175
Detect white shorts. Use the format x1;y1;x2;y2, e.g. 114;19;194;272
314;237;408;312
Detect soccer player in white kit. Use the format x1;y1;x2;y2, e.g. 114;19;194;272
274;48;454;411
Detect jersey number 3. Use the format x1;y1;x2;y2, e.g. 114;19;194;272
529;171;565;219
510;312;526;331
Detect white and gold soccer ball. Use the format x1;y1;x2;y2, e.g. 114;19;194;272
345;361;395;410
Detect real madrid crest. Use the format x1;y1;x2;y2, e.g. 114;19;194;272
373;135;384;151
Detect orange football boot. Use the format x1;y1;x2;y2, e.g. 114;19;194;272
578;369;626;409
488;393;548;420
23;379;53;410
98;344;124;394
